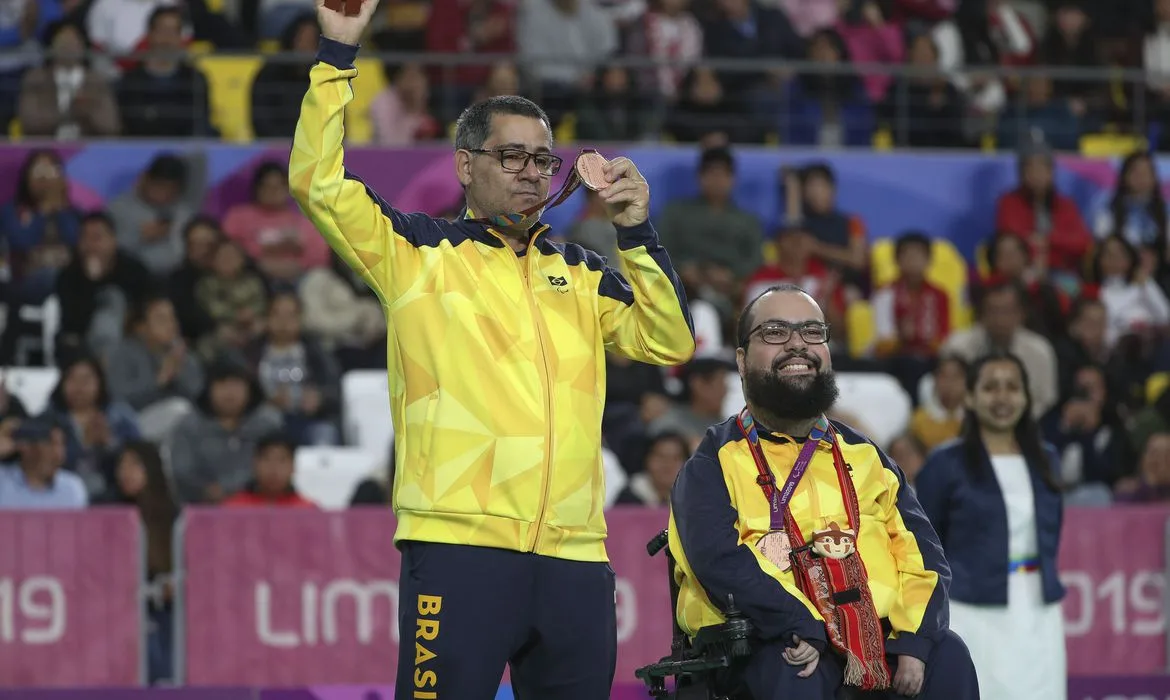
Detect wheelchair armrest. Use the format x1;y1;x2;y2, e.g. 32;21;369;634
691;611;755;660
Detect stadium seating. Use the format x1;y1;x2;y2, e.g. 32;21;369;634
870;237;972;330
293;445;385;509
340;370;395;457
4;366;60;416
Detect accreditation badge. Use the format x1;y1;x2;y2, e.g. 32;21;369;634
758;530;793;572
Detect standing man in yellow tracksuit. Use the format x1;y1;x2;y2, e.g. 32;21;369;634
290;1;696;697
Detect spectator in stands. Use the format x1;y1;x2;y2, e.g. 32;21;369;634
932;0;1035;136
1144;0;1170;140
0;417;87;509
195;240;269;362
85;0;171;61
1054;297;1110;400
223;434;316;507
785;29;870;147
116;6;216;138
603;351;671;470
94;441;178;683
1129;386;1170;456
1089;150;1168;251
54;211;155;362
566;189;618;260
515;0;619;125
1091;234;1170;349
250;13;318;140
743;225;847;353
106;295;204;442
369;61;442;145
297;253;386;363
872;231;951;397
168;216;221;344
1039;0;1100;115
629;0;701;121
648;355;732;445
777;0;838;37
1114;431;1170;502
221;162;332;285
834;0;904;104
168;361;283;505
0;373;30;462
879;32;965;149
614;431;690;505
1041;363;1131;501
472;61;522;104
939;280;1059;417
232;292;341;446
17;20;120;139
42;354;141;498
700;0;803;106
656;146;763;312
782;162;869;291
983;233;1070;339
1;1;64;131
106;152;207;276
887;431;927;485
664;66;761;143
0;150;79;304
915;351;1066;700
424;0;516;112
993;138;1093;283
996;75;1083;152
909;354;967;450
576;65;646;141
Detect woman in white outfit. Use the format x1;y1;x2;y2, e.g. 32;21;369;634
915;350;1067;700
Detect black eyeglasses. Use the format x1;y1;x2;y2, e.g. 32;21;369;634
743;321;831;346
467;148;563;177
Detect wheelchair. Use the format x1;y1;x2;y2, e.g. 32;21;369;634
633;530;864;700
633;529;757;700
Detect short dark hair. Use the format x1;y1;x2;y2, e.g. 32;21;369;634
255;433;297;459
145;154;187;187
80;210;115;233
736;283;809;347
699;146;734;173
453;96;552;151
147;5;183;32
894;230;932;259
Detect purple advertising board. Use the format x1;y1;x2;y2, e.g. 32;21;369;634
0;510;143;687
179;506;1169;686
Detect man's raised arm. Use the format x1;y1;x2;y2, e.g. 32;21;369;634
289;0;431;304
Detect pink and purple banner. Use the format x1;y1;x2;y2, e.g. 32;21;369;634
180;505;1170;686
0;509;143;687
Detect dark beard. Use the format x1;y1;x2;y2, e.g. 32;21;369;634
743;365;840;423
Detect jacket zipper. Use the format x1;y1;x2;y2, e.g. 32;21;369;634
497;227;555;553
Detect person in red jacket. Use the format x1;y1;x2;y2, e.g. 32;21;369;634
222;434;316;508
994;139;1092;278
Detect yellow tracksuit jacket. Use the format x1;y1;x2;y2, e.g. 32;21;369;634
668;418;951;660
290;38;696;563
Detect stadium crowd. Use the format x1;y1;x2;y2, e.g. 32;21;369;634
1;0;1170;688
0;0;1169;147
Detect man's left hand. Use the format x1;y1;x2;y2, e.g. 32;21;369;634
892;654;926;697
599;157;649;227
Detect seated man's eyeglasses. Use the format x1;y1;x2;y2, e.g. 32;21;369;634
745;321;831;346
468;148;563;177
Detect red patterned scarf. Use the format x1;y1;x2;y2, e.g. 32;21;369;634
742;415;891;689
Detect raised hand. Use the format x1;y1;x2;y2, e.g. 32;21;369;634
316;0;382;46
598;157;650;228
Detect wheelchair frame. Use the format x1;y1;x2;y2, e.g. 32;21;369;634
633;529;758;700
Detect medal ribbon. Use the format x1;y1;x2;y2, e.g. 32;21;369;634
736;408;829;531
466;149;601;229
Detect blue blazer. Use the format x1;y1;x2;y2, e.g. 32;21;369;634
914;439;1066;606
